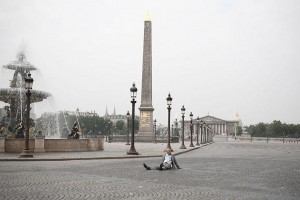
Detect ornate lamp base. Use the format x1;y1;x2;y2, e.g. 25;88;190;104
19;149;33;158
127;148;139;155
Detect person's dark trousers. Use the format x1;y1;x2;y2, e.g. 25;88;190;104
143;163;163;170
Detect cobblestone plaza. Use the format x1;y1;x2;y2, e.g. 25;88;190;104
0;141;299;200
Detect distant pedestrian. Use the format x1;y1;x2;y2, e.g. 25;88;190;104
143;148;181;170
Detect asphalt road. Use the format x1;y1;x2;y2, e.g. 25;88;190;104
0;142;299;200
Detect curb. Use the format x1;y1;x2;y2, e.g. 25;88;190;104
0;142;214;161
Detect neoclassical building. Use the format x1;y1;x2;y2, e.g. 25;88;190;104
65;108;98;117
181;113;241;136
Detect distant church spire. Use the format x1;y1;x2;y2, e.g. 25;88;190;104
113;106;116;115
104;106;109;120
105;106;108;115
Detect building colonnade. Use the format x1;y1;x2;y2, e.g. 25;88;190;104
181;115;240;143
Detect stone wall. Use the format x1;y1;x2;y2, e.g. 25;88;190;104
238;136;300;143
5;138;35;153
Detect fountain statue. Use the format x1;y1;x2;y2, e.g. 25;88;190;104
68;122;80;139
15;121;25;138
0;52;51;137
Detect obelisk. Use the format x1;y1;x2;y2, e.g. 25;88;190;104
137;11;154;140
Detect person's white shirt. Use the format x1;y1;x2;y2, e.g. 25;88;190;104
164;154;172;164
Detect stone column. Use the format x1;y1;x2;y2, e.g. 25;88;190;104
205;126;208;143
137;12;154;140
220;124;223;134
214;124;216;134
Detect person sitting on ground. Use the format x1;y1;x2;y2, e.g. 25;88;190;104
143;148;181;170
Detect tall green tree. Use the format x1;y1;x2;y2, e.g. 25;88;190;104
244;121;300;138
128;119;139;133
252;122;267;137
267;120;282;137
115;120;125;134
237;126;243;136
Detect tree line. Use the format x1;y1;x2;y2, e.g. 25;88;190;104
244;120;300;138
35;113;139;138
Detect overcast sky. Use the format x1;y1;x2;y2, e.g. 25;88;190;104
0;0;299;126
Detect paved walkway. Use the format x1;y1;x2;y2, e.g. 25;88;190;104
1;140;299;199
0;142;211;161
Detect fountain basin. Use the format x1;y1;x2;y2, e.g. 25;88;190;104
0;88;51;103
1;138;104;153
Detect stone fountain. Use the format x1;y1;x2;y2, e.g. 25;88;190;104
0;52;103;153
0;52;51;137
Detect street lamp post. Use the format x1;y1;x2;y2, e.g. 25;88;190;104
94;124;98;138
234;123;237;140
200;120;203;144
207;129;210;143
175;119;178;136
126;111;130;145
166;93;173;151
154;119;157;143
127;83;139;155
196;116;200;146
206;125;209;143
105;125;108;142
179;106;186;149
107;120;111;143
19;73;34;158
189;112;194;147
81;124;84;138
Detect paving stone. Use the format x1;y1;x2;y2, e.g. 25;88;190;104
0;142;299;199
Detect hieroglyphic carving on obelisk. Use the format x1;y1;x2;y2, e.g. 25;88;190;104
138;11;154;138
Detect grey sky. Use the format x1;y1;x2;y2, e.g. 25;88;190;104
0;0;299;126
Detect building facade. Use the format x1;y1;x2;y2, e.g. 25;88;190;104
181;114;241;136
103;106;139;124
65;108;98;117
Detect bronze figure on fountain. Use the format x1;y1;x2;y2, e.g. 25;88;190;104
68;122;80;139
15;121;25;138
